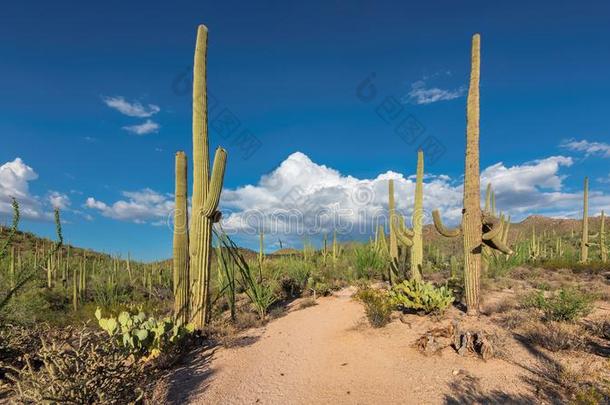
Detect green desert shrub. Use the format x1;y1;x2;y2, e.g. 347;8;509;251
352;245;386;280
389;279;454;314
522;288;594;322
91;274;134;310
356;287;393;328
539;258;610;274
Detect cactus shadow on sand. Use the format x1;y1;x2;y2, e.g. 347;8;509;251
444;373;535;404
160;345;216;404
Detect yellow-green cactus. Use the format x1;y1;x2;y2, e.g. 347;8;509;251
388;157;422;283
431;34;511;316
259;230;265;268
580;177;592;263
388;179;414;284
9;246;15;289
332;229;339;264
600;210;607;262
388;179;400;284
173;151;189;325
166;25;229;330
374;224;388;256
410;150;424;281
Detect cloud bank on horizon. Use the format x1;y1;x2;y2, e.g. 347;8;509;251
1;143;608;248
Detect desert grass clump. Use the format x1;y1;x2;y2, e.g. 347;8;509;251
522;321;586;352
356;287;393;328
352;243;386;280
522;288;594;322
215;230;277;320
583;319;610;340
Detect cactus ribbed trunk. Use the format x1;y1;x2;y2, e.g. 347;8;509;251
388;179;398;284
332;229;338;264
463;34;482;316
188;25;227;330
501;216;511;245
126;252;132;282
173;151;190;325
9;246;15;289
580;177;589;263
410;150;424;281
72;265;78;311
259;231;265;267
484;183;491;212
601;210;607;262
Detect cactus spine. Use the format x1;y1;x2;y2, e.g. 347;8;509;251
173;151;190;325
432;34;511;316
410;150;424;281
186;25;228;330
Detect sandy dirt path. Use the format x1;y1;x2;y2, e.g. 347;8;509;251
159;289;537;404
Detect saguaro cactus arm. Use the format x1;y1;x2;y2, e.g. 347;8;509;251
395;216;414;247
200;147;228;217
481;214;502;241
432;210;461;238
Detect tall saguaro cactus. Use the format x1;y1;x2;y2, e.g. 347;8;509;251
173;151;190;325
410;150;424;281
169;25;228;330
431;34;511;316
461;33;484;314
580;177;590;263
188;25;228;330
600;210;607;262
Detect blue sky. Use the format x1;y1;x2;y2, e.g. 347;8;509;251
1;0;610;260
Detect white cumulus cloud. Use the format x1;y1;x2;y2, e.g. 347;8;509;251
0;158;47;220
404;80;465;105
84;152;610;250
560;138;610;158
122;119;159;135
48;191;71;210
85;189;173;224
102;96;160;118
219;152;609;248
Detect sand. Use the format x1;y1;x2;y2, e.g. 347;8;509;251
156;287;545;404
